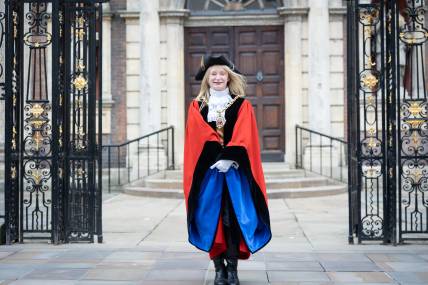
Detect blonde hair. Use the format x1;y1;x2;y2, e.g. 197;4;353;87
196;65;247;102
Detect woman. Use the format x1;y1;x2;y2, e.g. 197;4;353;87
183;55;271;285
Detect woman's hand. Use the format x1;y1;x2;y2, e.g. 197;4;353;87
210;160;239;173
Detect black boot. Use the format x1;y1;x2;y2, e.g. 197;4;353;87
226;258;240;285
213;257;227;285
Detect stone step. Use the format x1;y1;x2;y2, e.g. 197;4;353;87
150;168;308;180
142;173;330;189
261;162;290;170
122;159;346;198
266;176;330;189
264;169;309;178
124;184;346;199
267;185;347;198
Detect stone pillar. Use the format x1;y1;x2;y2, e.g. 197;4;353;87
140;0;161;135
278;2;308;167
159;9;189;167
308;0;331;134
101;6;113;136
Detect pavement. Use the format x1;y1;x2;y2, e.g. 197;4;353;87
0;192;427;284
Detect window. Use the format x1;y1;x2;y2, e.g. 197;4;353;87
186;0;283;14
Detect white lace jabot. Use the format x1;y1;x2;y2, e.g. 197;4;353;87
207;88;232;122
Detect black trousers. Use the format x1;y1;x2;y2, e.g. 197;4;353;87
220;183;240;259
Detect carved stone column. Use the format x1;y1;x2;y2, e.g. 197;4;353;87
278;1;308;166
308;0;331;134
159;9;189;167
140;0;161;135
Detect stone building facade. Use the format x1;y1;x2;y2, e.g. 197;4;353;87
102;0;348;167
0;0;346;168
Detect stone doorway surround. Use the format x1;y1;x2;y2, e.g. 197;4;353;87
126;0;346;168
184;25;285;161
158;0;308;166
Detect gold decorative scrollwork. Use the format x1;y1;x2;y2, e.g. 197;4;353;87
411;132;419;144
11;166;16;179
400;30;428;45
367;95;375;106
31;119;45;129
59;124;63;147
32;168;42;185
408;101;422;117
367;137;377;148
12;126;17;150
366;168;375;178
364;26;373;40
361;73;379;90
78;16;85;27
404;119;424;128
412;169;423;181
365;57;376;69
33;131;43;151
29;104;47;129
23;33;52;48
76;98;84;109
359;7;380;25
76;143;86;151
362;163;381;179
76;60;86;72
30;104;44;118
76;168;85;178
75;29;85;41
13;12;17;38
73;74;88;91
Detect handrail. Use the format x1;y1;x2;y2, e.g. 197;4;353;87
295;125;348;183
102;126;175;192
105;127;174;148
295;125;347;144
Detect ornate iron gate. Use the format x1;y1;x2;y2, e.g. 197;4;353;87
3;0;105;244
348;0;428;244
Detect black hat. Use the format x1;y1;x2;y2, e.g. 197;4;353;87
194;55;241;81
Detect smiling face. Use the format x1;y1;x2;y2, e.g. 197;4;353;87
207;65;229;91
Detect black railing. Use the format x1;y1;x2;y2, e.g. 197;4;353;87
102;126;175;193
295;125;348;183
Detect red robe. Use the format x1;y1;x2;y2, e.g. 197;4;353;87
183;98;270;259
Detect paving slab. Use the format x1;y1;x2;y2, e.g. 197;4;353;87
74;280;140;285
82;268;148;281
8;280;77;285
266;261;324;271
21;268;88;280
326;272;394;283
267;271;331;282
143;269;206;282
387;272;428;283
0;268;35;280
0;193;426;284
320;261;383;272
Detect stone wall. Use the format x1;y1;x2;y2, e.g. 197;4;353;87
301;9;346;140
124;16;141;140
116;0;348;166
110;0;128;144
